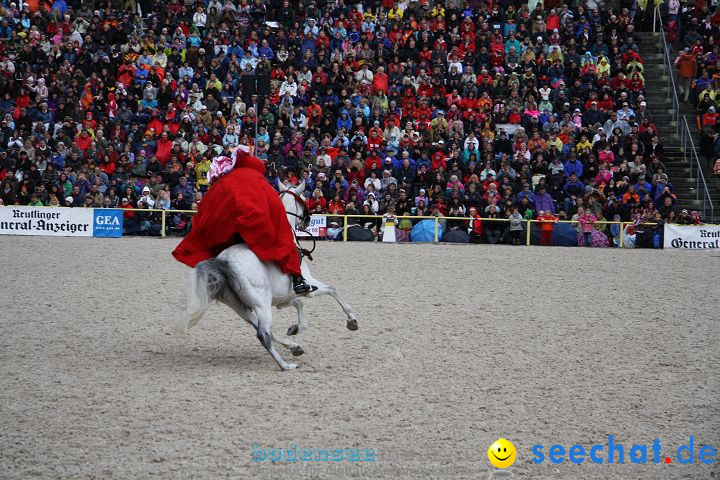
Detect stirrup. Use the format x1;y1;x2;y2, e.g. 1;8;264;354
293;282;317;295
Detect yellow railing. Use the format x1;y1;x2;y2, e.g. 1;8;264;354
327;214;629;246
105;207;196;238
100;209;703;248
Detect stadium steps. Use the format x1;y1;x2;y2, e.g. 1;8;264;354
638;32;720;219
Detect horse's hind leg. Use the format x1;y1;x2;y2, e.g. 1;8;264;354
221;291;304;357
254;304;298;371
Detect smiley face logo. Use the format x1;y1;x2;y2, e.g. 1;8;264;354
488;438;516;469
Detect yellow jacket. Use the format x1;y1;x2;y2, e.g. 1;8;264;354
196;159;211;187
388;8;404;20
575;139;592;152
596;58;611;78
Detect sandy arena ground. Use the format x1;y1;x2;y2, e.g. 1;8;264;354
0;236;718;479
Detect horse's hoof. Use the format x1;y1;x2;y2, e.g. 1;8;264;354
347;319;358;331
283;363;298;371
287;324;299;336
291;346;304;356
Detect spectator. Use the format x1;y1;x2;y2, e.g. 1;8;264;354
578;209;598;247
507;207;524;246
537;210;558;247
483;206;504;245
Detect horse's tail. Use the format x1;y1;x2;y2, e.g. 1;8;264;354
175;258;235;333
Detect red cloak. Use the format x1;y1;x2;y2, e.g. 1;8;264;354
172;151;301;275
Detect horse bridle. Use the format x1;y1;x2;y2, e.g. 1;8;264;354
280;189;306;211
279;190;316;260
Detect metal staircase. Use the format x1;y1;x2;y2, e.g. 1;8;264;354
638;23;717;222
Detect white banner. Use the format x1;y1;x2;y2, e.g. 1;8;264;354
0;207;94;237
295;214;327;238
663;224;720;250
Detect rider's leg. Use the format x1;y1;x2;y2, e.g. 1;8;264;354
292;248;316;295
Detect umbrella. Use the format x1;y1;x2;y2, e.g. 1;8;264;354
410;219;444;242
552;223;579;247
591;229;610;247
346;225;375;242
395;229;410;242
441;229;469;243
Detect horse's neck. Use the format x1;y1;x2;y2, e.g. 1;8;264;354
283;195;303;229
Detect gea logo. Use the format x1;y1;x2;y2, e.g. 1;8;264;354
96;215;120;225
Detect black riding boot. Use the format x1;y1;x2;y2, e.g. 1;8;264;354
292;248;316;295
292;274;313;295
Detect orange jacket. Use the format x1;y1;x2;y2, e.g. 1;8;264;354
676;54;697;79
537;214;557;231
622;192;640;205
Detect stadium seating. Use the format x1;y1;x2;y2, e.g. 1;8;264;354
0;0;706;244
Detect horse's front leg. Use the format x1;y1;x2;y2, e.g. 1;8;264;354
313;285;358;331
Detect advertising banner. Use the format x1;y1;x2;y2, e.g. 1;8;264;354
663;224;720;250
93;209;124;238
295;214;327;238
0;207;94;237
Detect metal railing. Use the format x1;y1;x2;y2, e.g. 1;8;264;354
655;7;715;222
656;6;682;137
132;209;644;247
681;117;716;222
22;205;715;247
115;207;195;237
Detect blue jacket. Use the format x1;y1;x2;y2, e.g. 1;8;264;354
517;190;536;205
634;181;652;202
336;116;352;131
51;0;67;15
563;179;586;197
391;156;416;171
564;159;584;178
330;178;349;192
416;156;431;170
50;153;65;169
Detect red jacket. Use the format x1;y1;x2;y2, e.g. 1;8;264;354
155;138;173;165
373;72;388;94
537;214;557;231
75;134;92;152
703;112;719;126
306;197;327;212
431;151;447;171
346;168;365;185
468;215;483;235
123;204;135;219
172;151;301;275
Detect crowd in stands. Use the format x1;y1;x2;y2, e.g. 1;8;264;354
0;0;705;244
668;0;720;177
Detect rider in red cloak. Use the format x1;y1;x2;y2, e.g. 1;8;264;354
172;148;314;294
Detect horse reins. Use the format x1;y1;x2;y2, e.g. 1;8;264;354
280;190;316;260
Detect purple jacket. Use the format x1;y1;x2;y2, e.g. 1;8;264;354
534;192;555;214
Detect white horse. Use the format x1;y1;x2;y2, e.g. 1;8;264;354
176;180;358;371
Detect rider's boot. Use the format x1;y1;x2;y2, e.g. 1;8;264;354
292;248;317;295
292;274;314;295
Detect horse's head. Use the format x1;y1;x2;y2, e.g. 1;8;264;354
279;180;306;228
